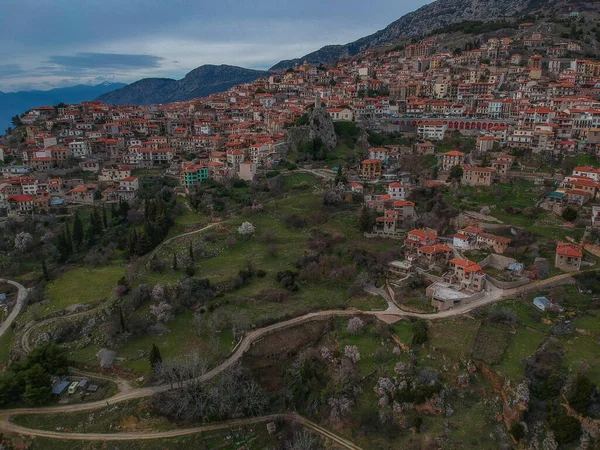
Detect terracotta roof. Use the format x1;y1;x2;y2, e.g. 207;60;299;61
478;232;511;244
556;242;583;258
8;195;34;202
450;258;482;272
419;244;452;254
407;229;437;240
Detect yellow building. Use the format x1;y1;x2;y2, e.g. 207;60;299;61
361;159;382;180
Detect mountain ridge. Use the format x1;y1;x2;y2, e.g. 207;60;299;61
269;0;569;71
95;64;270;106
0;82;126;132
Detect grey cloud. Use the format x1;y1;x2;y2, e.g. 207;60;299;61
48;53;164;70
0;64;25;79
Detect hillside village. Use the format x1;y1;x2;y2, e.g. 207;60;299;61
2;13;600;311
2;7;600;450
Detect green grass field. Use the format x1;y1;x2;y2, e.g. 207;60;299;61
29;266;125;319
427;317;481;366
498;326;544;381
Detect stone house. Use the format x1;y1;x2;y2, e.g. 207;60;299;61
405;229;438;250
442;150;465;171
555;242;583;272
417;244;452;263
444;258;486;292
476;232;511;254
462;167;496;186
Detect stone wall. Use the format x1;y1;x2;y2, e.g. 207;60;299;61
485;275;530;290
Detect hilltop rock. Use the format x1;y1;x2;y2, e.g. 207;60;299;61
308;102;337;150
285;101;337;152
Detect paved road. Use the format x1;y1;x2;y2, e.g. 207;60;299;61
0;279;28;339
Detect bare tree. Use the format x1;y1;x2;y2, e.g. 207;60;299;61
150;301;173;323
284;431;323;450
14;232;33;252
159;352;208;388
344;345;360;363
347;317;365;335
153;363;267;422
151;284;165;303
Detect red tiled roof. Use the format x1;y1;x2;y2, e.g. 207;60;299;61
393;200;415;207
556;242;583;258
420;244;452;254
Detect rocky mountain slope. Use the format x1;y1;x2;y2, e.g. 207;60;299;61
270;0;582;71
96;65;270;105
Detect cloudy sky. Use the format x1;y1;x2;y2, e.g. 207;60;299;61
0;0;432;92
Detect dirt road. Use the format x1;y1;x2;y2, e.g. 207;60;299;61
0;279;28;338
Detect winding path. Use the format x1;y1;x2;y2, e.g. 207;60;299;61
0;279;28;339
145;222;220;267
0;268;578;445
1;413;361;449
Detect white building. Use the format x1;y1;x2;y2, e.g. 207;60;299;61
388;182;406;200
69;141;90;158
417;121;448;141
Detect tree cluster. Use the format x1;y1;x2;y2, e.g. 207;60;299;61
152;363;268;422
0;344;67;406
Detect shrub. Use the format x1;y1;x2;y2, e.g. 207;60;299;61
562;207;578;222
549;409;581;444
488;308;517;325
523;206;542;219
282;213;306;229
510;423;525;441
150;258;166;272
412;320;428;345
569;374;595;415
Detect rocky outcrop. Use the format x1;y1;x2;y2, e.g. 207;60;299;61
286;102;338;151
308;103;337;150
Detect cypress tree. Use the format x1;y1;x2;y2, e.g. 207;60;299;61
172;253;178;271
118;306;126;333
65;222;72;253
102;205;108;229
149;343;162;372
72;212;84;248
119;199;129;220
189;242;194;261
41;259;50;282
90;207;102;234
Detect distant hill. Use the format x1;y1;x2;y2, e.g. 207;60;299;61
96;64;270;105
270;0;584;71
0;82;126;132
